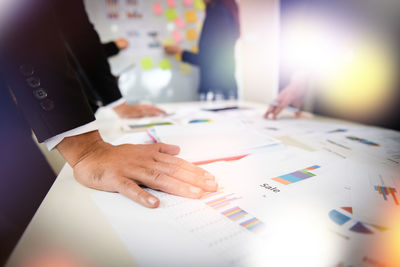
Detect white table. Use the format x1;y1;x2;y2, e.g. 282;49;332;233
6;101;398;267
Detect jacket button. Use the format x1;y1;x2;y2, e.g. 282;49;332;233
33;88;48;100
40;99;54;111
26;76;41;88
19;65;35;76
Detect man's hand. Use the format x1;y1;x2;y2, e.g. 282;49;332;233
264;72;309;119
164;45;183;55
57;131;218;208
113;102;166;118
114;38;129;50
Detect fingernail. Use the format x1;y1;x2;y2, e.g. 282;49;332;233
189;186;202;194
205;172;215;179
205;179;217;188
148;197;158;205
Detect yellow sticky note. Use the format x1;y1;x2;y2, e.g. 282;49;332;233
180;63;192;74
159;58;172;70
190;45;199;53
140;57;154;70
162;37;175;45
175;53;182;61
184;10;197;24
186;29;198;41
194;0;205;11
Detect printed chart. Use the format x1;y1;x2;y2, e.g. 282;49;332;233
272;165;321;185
329;207;387;234
374;186;399;205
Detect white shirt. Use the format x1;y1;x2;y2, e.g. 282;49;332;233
44;98;125;150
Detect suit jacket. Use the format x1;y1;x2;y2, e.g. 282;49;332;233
0;0;99;262
182;1;240;99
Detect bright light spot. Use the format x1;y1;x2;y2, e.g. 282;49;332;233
141;68;172;97
166;22;175;32
118;70;137;96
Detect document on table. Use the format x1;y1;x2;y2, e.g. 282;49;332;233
150;122;281;163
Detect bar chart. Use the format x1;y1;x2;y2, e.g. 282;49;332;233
272;165;321;185
201;189;266;233
374;186;399;205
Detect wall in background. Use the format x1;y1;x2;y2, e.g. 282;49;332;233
84;0;280;104
237;0;280;104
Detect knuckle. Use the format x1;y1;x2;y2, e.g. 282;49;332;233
167;165;180;176
149;169;164;183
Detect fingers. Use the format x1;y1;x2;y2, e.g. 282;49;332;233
135;167;206;199
154;151;215;179
117;177;160;208
149;161;218;192
264;105;275;119
272;101;288;119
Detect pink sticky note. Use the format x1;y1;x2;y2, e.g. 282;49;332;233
172;30;183;43
167;0;176;8
183;0;193;7
153;2;163;15
174;17;185;29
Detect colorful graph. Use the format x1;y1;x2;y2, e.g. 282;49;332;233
329;207;387;234
272;165;321;185
201;189;265;233
346;136;380;146
374;186;399;205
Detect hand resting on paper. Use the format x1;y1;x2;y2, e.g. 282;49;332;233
57;131;218;208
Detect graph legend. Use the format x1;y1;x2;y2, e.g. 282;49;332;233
374;186;399;205
272;165;321;185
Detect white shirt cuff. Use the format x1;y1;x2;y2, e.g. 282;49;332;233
106;98;125;108
44;120;99;150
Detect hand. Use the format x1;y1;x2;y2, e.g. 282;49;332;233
264;72;308;119
114;38;129;50
57;131;218;208
113;102;166;118
164;45;183;55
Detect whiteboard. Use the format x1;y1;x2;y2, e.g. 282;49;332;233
84;0;206;103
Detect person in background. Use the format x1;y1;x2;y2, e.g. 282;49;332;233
57;2;166;118
164;0;240;100
103;37;130;58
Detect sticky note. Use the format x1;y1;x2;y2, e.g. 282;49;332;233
174;17;185;29
180;63;192;74
167;0;176;8
175;53;182;61
183;0;193;7
163;37;175;45
140;57;154;70
172;30;183;43
186;29;198;41
191;45;199;53
194;0;205;10
159;58;172;70
153;2;163;15
165;8;178;21
184;10;197;24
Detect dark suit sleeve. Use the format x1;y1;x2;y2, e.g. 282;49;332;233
103;41;120;58
54;0;122;106
0;0;95;143
182;51;201;66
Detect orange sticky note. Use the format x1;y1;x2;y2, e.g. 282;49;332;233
186;29;198;41
172;30;183;43
191;45;199;53
175;17;185;29
184;10;197;24
153;2;163;15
